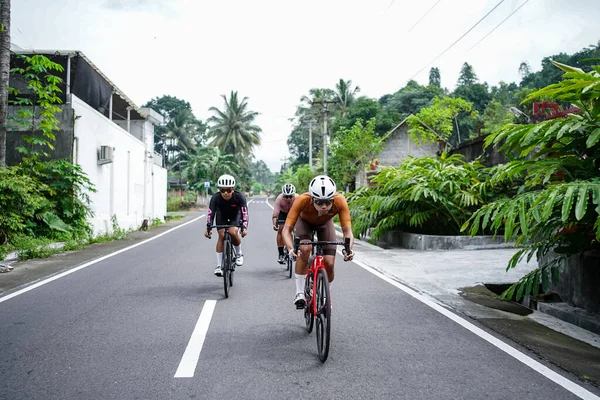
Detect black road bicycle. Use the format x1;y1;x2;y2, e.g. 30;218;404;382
208;224;239;298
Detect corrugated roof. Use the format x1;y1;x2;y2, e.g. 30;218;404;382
11;48;148;120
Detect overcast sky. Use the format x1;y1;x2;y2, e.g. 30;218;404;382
12;0;600;172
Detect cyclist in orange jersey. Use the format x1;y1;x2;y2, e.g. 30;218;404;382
282;175;355;308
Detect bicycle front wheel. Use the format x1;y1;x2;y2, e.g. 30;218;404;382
287;253;293;279
315;268;331;362
223;242;231;298
304;274;314;333
229;254;234;287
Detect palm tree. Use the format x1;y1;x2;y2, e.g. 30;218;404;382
0;0;11;167
165;108;199;163
333;79;360;119
207;91;262;167
179;147;239;194
296;88;335;122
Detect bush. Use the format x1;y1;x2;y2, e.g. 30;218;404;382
0;166;52;240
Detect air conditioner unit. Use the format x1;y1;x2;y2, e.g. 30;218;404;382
98;145;114;165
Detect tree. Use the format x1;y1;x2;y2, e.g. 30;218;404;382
406;96;474;147
329;118;384;191
429;67;441;88
348;153;494;239
142;95;205;156
0;0;10;166
207;91;262;167
490;81;519;107
518;61;531;78
382;80;444;118
249;159;275;188
480;100;515;135
520;42;600;89
457;62;478;86
286;121;322;168
333;79;360;119
179;146;238;193
465;61;600;301
453;83;490;113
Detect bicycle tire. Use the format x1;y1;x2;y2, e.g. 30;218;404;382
229;246;234;287
315;268;331;362
223;241;230;299
304;273;314;333
288;254;293;278
283;247;289;271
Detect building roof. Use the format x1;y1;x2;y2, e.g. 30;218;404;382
11;47;148;120
382;114;448;145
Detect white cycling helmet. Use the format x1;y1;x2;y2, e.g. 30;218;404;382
308;175;336;200
216;174;236;188
282;183;296;196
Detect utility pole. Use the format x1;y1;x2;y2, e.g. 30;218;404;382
311;100;337;175
281;155;289;171
306;119;316;169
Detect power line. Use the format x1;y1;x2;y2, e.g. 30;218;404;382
468;0;532;51
408;0;442;33
408;0;507;81
383;0;396;13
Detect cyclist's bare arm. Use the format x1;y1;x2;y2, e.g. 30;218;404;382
282;224;294;253
341;225;355;261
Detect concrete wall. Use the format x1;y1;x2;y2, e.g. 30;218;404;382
356;123;439;188
71;95;167;234
545;250;600;313
377;124;439;167
450;135;506;167
371;230;515;250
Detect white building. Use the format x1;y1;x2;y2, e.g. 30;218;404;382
8;48;167;234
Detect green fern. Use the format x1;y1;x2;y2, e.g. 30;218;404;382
465;61;600;301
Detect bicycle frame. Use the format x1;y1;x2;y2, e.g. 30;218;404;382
208;224;241;298
294;236;350;362
294;237;350;316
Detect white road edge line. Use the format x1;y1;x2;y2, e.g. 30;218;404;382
345;248;599;400
174;299;217;378
0;215;206;304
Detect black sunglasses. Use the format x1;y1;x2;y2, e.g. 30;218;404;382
313;199;332;206
283;195;293;199
219;188;233;194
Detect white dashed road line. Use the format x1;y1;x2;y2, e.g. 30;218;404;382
174;300;217;378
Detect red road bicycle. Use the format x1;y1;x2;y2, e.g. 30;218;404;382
294;236;351;362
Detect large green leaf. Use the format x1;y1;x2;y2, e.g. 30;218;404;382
561;186;576;221
518;197;528;236
41;212;70;233
586;127;600;148
575;186;589;221
532;270;540;296
541;268;549;293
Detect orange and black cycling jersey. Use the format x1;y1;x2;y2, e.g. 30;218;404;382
284;193;351;228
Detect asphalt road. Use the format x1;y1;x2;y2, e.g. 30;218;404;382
0;197;597;399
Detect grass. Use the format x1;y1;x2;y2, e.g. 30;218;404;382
2;214;183;262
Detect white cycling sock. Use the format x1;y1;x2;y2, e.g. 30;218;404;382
295;274;305;294
234;245;242;255
216;252;223;267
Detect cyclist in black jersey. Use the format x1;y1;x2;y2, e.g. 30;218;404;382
204;174;249;277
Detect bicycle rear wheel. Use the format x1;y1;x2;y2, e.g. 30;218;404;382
315;268;331;362
223;242;231;298
287;251;293;279
228;248;234;287
304;274;314;333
